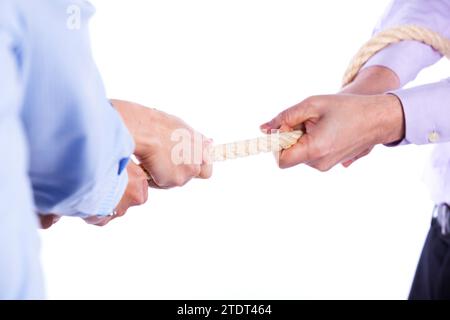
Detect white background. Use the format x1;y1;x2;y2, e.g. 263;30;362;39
40;0;450;299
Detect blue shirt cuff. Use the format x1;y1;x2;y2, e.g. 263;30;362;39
92;163;129;217
388;78;450;146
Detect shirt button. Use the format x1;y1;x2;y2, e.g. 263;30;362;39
428;131;440;143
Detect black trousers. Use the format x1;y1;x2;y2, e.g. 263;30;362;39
409;218;450;299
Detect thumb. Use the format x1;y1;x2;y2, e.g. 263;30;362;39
277;134;313;169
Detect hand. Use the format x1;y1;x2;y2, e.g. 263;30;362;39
84;161;149;226
260;94;405;171
112;100;213;188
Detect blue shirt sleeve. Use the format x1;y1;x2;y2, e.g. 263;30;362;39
362;0;450;87
0;1;44;299
18;0;135;218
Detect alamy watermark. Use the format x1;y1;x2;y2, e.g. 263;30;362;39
170;128;283;165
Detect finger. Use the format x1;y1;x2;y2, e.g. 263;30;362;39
138;162;165;189
198;139;213;179
39;214;59;229
132;162;151;196
271;124;298;159
341;160;353;168
93;217;113;227
341;148;372;168
198;163;213;179
277;134;312;169
116;167;150;216
260;113;284;131
141;178;149;203
279;124;292;132
140;154;182;189
128;177;149;207
260;100;315;131
147;177;164;189
84;215;113;227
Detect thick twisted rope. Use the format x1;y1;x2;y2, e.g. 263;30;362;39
342;24;450;87
211;130;303;161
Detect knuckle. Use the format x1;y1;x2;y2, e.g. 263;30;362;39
310;140;330;159
305;95;323;106
189;165;201;177
115;208;127;217
280;110;292;125
303;95;316;106
278;163;289;170
138;194;147;205
308;143;323;159
138;192;148;205
130;192;144;206
315;162;331;172
201;167;213;179
173;174;188;187
277;159;291;170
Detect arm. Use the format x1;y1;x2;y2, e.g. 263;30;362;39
360;0;450;87
21;1;144;223
341;66;400;95
349;0;450;147
0;4;44;297
260;0;450;171
338;66;400;167
343;0;450;95
260;58;450;172
24;1;212;224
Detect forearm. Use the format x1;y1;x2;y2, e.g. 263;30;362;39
340;66;400;95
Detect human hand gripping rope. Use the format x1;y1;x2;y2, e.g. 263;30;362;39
141;24;450;182
139;130;304;182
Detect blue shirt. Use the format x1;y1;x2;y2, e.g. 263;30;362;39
0;0;134;298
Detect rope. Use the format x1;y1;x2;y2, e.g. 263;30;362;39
211;130;303;161
342;24;450;87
